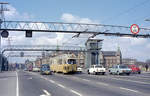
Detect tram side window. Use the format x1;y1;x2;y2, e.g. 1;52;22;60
68;59;76;64
58;59;62;64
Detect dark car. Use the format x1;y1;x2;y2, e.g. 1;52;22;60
40;64;52;75
128;65;141;74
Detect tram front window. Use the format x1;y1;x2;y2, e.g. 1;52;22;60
68;59;76;64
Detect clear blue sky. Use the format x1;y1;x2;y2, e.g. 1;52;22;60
4;0;150;26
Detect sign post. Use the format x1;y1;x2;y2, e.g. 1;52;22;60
130;24;140;34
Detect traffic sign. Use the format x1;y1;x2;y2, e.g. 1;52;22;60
1;30;9;38
130;24;140;34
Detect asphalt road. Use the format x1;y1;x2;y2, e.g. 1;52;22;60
0;71;150;96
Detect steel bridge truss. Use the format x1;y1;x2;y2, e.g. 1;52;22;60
1;21;150;38
2;45;86;54
7;54;42;57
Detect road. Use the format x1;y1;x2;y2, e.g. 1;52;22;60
0;71;150;96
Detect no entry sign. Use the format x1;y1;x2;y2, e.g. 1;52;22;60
130;24;140;34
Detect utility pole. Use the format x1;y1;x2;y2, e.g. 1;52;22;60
0;2;9;72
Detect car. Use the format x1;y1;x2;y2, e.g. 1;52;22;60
108;65;132;75
40;64;52;75
87;65;106;75
32;67;40;72
23;68;28;71
128;65;141;74
77;67;83;73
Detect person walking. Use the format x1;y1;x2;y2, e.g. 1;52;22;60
145;64;149;72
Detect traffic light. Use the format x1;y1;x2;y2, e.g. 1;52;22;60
25;30;32;37
1;30;9;38
20;52;24;57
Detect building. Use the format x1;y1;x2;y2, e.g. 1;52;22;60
0;54;9;71
85;39;103;68
41;57;50;65
76;52;85;67
35;58;42;68
100;47;122;68
122;58;137;65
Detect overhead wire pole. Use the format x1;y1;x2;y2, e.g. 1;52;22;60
0;2;9;72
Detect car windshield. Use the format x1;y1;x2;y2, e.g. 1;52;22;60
41;64;50;70
42;68;50;71
95;66;103;68
119;65;128;69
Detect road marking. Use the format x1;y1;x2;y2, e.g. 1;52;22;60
28;77;32;80
43;77;48;80
49;80;55;84
40;89;51;96
16;71;19;96
119;87;139;93
97;82;109;86
57;84;66;88
82;79;90;82
70;89;82;96
111;77;150;85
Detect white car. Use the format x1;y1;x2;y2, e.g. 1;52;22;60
108;65;132;75
77;67;82;73
87;65;106;75
32;67;40;72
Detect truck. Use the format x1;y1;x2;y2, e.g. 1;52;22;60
87;65;106;75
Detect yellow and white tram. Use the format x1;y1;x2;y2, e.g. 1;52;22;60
50;53;77;74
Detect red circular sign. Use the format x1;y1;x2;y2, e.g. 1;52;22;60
130;24;140;34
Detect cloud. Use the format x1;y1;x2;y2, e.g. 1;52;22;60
5;5;34;20
61;13;98;24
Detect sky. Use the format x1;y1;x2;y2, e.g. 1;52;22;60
1;0;150;63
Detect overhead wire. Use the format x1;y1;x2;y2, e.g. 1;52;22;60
101;0;150;24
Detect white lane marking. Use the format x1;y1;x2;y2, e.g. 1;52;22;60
43;77;48;80
40;89;51;96
97;82;109;86
57;84;66;88
16;71;19;96
49;80;55;84
119;87;139;93
111;78;150;85
82;79;90;82
28;77;32;80
70;89;82;96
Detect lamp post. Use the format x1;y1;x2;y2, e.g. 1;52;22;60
0;2;9;72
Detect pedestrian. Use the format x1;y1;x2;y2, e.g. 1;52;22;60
145;64;149;72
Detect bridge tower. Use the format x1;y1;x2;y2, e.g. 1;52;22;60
85;39;103;68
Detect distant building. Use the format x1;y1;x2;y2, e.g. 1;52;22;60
100;47;122;68
35;58;42;68
122;58;137;65
41;57;50;65
0;54;9;71
76;52;85;67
